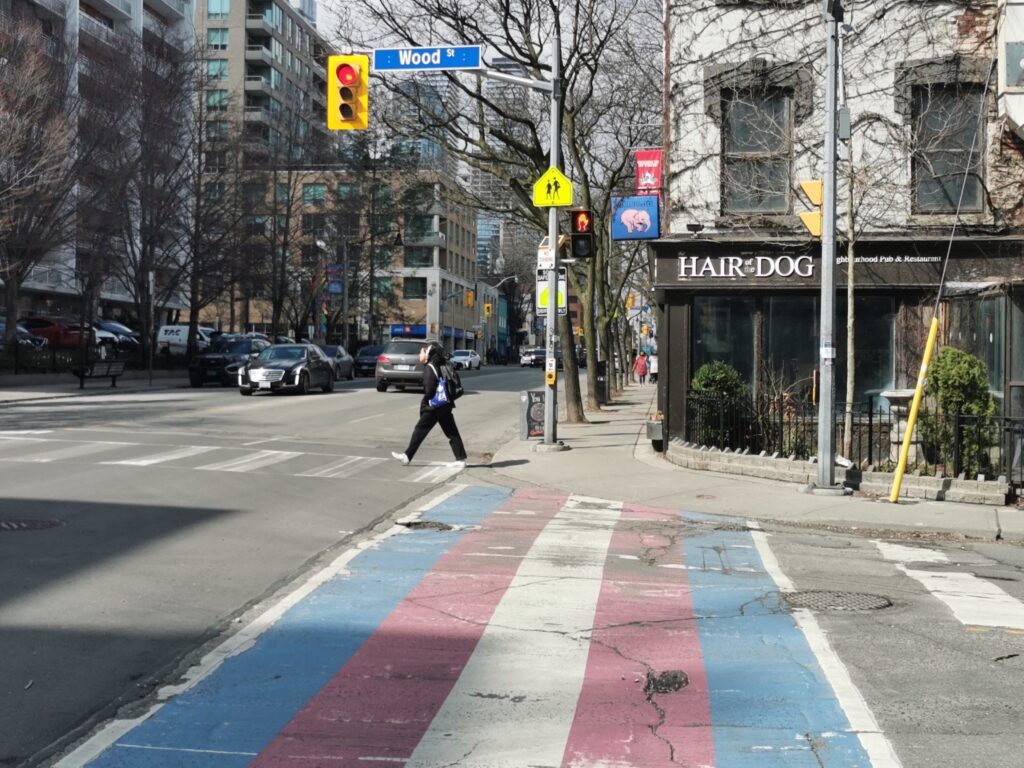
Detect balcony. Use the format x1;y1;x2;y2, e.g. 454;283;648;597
30;0;66;17
144;0;185;20
405;231;446;248
244;74;273;95
311;58;325;81
79;14;120;48
91;0;132;20
244;106;271;123
245;12;274;35
245;44;274;66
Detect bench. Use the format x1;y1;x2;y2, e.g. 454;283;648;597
73;360;127;389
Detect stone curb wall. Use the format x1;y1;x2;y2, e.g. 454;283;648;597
665;438;1010;506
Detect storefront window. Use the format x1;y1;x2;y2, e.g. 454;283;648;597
766;297;818;395
835;296;896;404
947;295;1004;397
1011;289;1024;383
693;296;755;387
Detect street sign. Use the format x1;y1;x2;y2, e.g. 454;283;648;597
536;267;567;316
536;235;568;271
611;194;660;240
532;167;573;208
373;46;482;71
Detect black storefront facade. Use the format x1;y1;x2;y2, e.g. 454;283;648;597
649;234;1024;448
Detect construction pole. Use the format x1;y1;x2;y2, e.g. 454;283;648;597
816;0;841;487
543;28;562;445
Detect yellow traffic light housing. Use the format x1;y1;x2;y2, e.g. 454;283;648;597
484;303;492;318
465;290;475;308
327;54;368;131
798;179;823;237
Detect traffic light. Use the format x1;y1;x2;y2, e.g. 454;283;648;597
798;179;823;237
465;290;475;308
327;54;368;131
570;209;593;258
484;303;492;318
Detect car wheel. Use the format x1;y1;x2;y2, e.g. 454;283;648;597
239;387;253;396
298;372;310;395
376;380;388;392
322;373;334;393
396;384;406;391
347;367;355;381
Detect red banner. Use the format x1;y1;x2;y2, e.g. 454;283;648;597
635;149;662;196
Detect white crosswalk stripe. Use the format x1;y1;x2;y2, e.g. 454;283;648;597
101;446;219;466
197;450;303;473
876;541;1024;630
6;440;134;463
408;463;464;484
297;456;386;478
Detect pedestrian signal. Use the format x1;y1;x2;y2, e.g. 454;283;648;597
570;209;593;259
327;54;368;131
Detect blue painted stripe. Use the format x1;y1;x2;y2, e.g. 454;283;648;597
85;486;513;768
681;511;873;767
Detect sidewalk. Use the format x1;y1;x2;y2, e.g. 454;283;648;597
0;370;188;404
491;382;1024;542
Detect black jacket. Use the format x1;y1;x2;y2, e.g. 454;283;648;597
420;352;454;412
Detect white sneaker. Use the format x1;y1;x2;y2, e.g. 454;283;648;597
450;460;466;469
391;452;410;465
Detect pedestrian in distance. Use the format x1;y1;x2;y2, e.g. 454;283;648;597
649;353;658;384
391;341;468;468
631;351;649;385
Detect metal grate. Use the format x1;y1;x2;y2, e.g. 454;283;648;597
784;590;892;612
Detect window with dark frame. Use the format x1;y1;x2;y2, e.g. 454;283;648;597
721;88;791;214
912;84;984;213
403;276;427;299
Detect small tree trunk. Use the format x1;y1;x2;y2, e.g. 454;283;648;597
842;152;856;459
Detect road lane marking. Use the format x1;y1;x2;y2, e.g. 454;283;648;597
298;456;385;478
7;440;135;463
197;450;302;473
101;446;218;466
408;462;463;484
752;522;903;767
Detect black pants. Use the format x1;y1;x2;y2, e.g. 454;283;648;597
404;406;467;461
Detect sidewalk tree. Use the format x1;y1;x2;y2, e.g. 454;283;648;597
331;0;663;418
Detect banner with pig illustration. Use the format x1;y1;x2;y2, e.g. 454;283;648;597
611;195;660;241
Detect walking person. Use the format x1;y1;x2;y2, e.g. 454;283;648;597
648;353;658;384
391;341;468;468
631;351;649;385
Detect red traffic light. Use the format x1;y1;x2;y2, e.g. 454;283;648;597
571;209;592;234
336;62;359;86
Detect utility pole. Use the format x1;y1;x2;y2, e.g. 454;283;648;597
816;0;841;488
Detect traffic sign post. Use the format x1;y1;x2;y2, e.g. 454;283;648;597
373;46;482;71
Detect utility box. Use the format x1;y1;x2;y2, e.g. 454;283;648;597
520;389;545;439
594;360;610;406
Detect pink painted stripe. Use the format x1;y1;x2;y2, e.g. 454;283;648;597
561;503;714;767
251;488;569;767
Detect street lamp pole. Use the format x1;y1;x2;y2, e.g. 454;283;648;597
543;27;562;445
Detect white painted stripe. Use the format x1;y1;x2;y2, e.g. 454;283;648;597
874;541;948;564
11;441;134;463
0;430;52;435
350;413;384;424
405;494;622;767
416;483;465;512
408;463;462;484
299;456;384;479
55;487;461;768
102;446;218;466
116;744;258;756
750;522;903;768
197;450;302;473
899;566;1024;629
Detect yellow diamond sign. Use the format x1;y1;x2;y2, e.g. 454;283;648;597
533;167;573;208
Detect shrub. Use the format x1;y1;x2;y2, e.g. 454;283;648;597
689;361;749;448
691;360;747;405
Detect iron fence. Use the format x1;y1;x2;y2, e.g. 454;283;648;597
686;393;1024;494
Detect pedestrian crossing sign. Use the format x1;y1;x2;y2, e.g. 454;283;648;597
532;167;573;208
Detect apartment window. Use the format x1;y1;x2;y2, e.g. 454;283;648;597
205;120;228;141
243;183;265;206
303;183;326;207
270;67;283;90
276;183;289;202
721;88;791;213
206;28;228;50
204;151;227;172
204;182;226;201
912;84;984;213
247;215;268;236
403;277;427;299
301;213;325;237
207;0;229;20
404;247;432;268
207;59;228;80
205;89;229;111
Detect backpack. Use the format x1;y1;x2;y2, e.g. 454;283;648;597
443;363;464;400
427;363;464;407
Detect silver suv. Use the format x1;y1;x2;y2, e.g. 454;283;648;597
375;339;437;392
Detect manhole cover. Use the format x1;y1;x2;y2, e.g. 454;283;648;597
784;590;892;612
0;519;64;532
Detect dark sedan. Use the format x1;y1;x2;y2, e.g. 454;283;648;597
320;344;355;381
190;335;269;387
353;344;384;377
238;344;335;396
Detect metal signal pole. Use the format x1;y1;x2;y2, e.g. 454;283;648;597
543;30;562;445
816;0;841;488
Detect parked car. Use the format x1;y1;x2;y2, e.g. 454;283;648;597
450;349;482;370
354;344;384;377
96;320;140;353
519;347;563;369
319;344;355;381
238;343;335;395
375;339;436;392
157;325;214;356
18;317;90;349
189;335;269;387
0;320;48;351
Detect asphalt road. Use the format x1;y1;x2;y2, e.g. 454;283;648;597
0;366;542;767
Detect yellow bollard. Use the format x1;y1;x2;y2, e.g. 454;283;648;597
889;316;940;503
